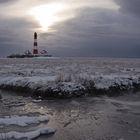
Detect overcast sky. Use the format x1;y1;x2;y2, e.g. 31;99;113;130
0;0;140;57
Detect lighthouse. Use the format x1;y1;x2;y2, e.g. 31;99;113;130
33;32;38;55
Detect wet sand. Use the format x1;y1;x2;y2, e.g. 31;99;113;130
0;90;140;140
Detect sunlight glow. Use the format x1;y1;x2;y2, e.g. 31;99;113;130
29;3;68;31
28;1;119;32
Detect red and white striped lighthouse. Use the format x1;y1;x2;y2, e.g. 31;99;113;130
33;32;39;55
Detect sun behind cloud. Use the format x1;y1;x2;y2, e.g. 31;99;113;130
29;3;73;32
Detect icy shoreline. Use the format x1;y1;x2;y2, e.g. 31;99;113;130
0;76;140;98
0;58;140;98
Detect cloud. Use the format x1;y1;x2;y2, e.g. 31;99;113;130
116;0;140;17
39;7;140;57
0;0;140;58
0;16;38;55
0;0;18;4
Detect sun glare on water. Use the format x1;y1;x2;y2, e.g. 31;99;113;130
29;3;67;31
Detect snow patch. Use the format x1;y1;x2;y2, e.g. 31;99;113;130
32;99;42;103
0;127;55;140
0;115;49;126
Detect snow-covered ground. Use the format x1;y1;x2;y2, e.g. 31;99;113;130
0;127;55;140
0;57;140;97
0;115;49;126
0;115;55;140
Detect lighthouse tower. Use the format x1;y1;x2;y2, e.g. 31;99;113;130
33;32;39;55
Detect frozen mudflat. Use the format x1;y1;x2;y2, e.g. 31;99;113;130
0;90;140;140
0;57;140;97
0;57;140;140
